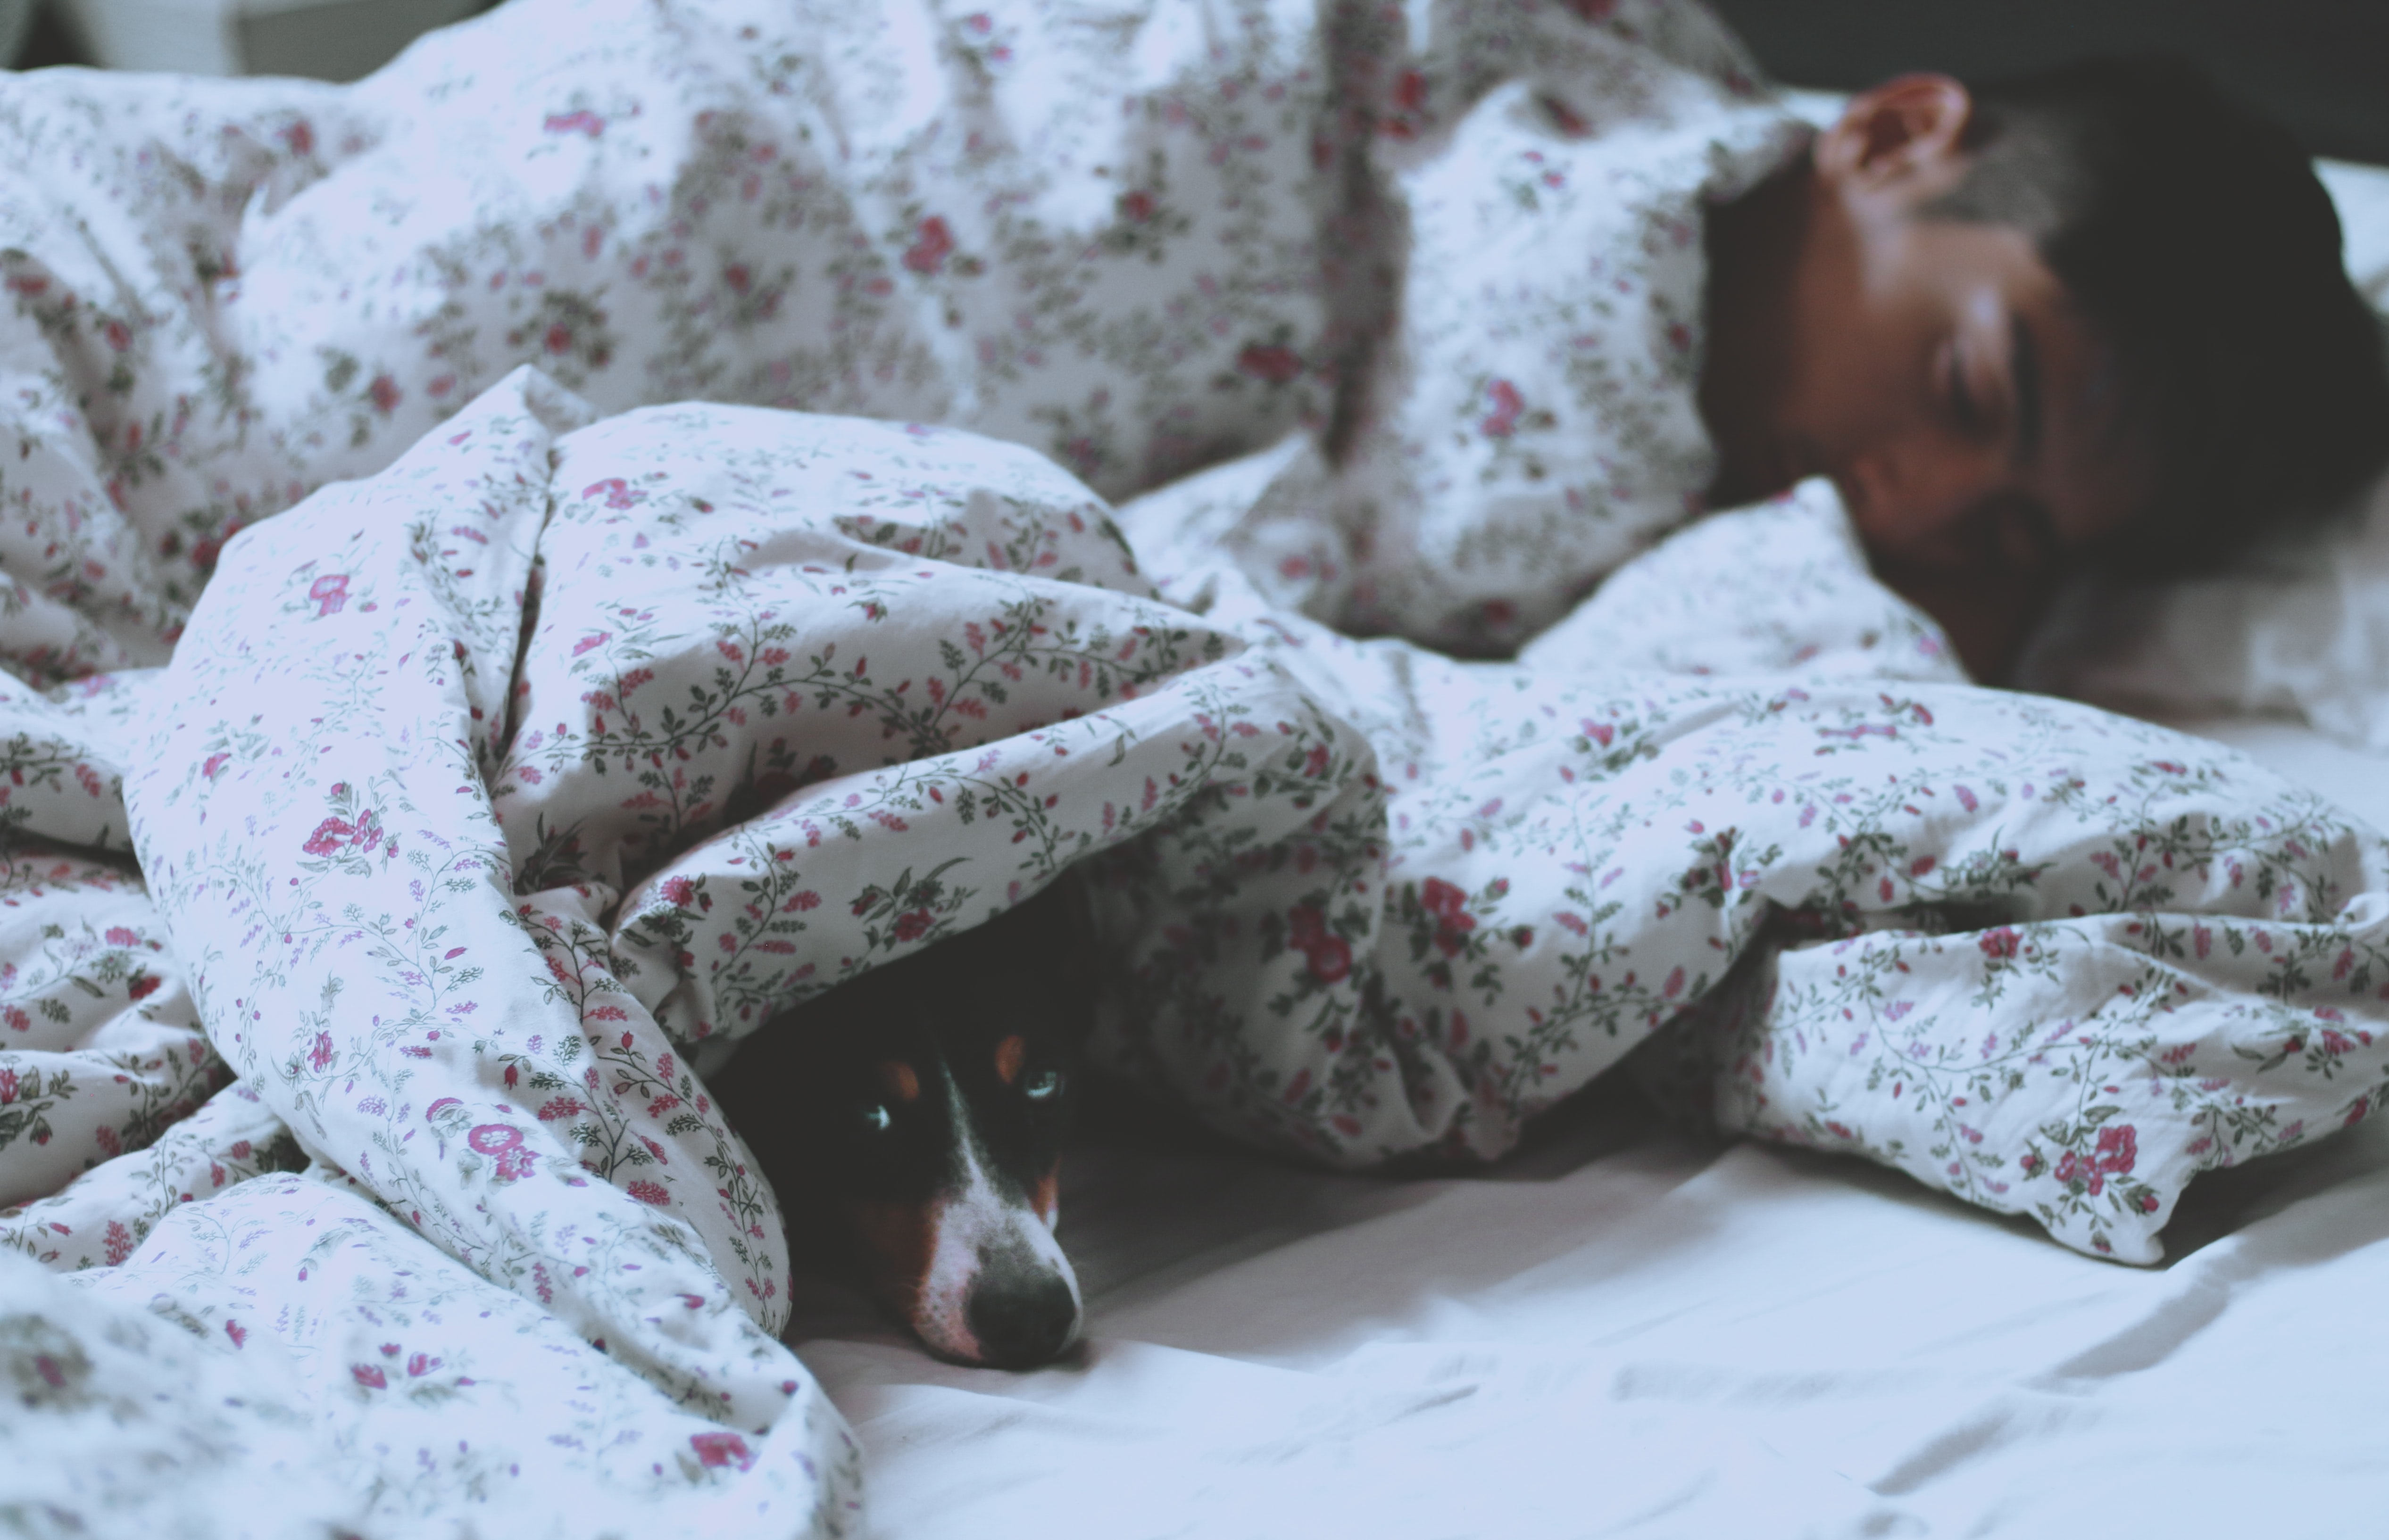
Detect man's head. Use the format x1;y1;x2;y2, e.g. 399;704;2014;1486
1702;57;2389;675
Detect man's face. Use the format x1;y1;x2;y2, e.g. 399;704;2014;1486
1777;210;2149;583
1706;76;2156;674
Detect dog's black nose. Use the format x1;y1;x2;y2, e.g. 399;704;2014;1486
964;1260;1080;1369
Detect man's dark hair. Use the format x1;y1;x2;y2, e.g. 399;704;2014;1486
1935;55;2389;574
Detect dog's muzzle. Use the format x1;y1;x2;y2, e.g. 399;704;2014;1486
961;1231;1082;1368
910;1190;1083;1368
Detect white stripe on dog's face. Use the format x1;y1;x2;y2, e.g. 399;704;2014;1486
908;1061;1082;1368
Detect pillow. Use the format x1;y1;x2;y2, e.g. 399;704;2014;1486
2018;464;2389;750
2014;159;2389;749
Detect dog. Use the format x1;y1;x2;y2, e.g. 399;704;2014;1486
714;880;1091;1368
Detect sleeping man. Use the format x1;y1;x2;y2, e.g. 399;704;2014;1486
1;0;2381;692
1121;45;2389;682
1695;59;2389;680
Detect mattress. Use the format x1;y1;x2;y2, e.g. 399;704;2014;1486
788;712;2389;1538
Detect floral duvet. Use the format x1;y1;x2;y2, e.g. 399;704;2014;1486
5;371;2388;1536
5;4;2389;1538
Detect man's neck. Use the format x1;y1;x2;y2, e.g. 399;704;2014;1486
1698;151;1817;509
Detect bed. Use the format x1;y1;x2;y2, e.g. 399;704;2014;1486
3;3;2387;1537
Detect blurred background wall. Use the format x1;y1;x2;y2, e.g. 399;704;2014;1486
2;0;484;80
1706;0;2389;166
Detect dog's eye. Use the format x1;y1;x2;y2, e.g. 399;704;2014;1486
1022;1069;1062;1101
859;1103;893;1133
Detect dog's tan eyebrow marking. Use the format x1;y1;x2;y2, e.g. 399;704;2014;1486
993;1035;1026;1086
877;1060;922;1104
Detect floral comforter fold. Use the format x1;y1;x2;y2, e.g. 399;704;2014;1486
0;361;1345;1535
1102;472;2389;1264
7;370;2389;1535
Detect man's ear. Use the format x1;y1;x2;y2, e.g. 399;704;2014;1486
1815;75;1974;199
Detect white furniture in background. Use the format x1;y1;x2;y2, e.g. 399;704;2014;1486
56;0;482;80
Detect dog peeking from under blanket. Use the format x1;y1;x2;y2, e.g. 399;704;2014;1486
713;881;1092;1369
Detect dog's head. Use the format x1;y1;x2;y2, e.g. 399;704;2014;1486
719;886;1087;1368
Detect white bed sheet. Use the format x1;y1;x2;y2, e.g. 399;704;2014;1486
786;712;2389;1540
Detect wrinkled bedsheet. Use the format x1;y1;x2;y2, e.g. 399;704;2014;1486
7;370;2389;1536
801;1010;2389;1540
